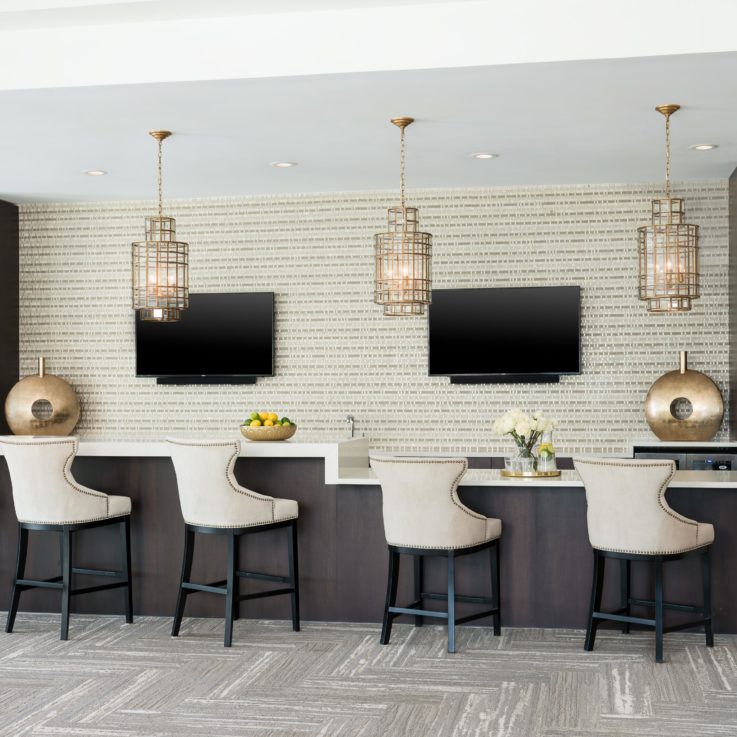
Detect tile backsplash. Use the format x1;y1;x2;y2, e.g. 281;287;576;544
18;182;730;455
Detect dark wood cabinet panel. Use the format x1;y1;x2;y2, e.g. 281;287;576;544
0;200;19;436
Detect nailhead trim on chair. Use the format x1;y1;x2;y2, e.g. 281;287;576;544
384;533;502;551
18;512;130;525
370;455;497;549
574;457;705;556
0;437;113;521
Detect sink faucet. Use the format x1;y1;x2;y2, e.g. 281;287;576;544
346;415;355;438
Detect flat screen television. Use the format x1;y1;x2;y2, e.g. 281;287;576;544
136;292;274;384
428;286;581;383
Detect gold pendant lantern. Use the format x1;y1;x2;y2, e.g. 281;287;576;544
638;104;699;312
132;130;189;322
374;117;432;316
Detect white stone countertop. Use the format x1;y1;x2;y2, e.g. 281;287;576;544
0;436;370;486
3;437;736;488
337;467;737;488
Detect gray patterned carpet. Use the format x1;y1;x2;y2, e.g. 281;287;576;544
0;614;735;736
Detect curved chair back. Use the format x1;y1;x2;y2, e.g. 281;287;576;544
0;436;108;524
167;438;276;528
573;457;704;554
369;455;489;549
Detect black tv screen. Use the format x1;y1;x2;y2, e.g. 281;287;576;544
136;292;274;377
428;286;581;377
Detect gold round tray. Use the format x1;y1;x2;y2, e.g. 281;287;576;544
500;469;561;478
240;424;297;441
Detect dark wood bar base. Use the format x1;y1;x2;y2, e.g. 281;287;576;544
1;455;735;632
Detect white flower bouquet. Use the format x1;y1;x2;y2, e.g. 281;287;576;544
493;409;557;472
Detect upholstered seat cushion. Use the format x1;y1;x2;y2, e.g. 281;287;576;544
273;497;298;522
108;495;132;519
485;516;502;542
697;522;715;547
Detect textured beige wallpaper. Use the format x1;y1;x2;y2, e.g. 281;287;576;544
18;182;730;454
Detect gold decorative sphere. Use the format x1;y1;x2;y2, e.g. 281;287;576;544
4;357;80;436
644;352;723;441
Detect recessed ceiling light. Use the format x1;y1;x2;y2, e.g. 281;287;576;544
270;161;297;168
84;169;107;176
470;153;498;160
689;144;718;151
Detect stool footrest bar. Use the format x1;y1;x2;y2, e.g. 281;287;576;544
389;606;449;619
593;611;656;627
237;570;290;584
629;597;704;613
238;587;294;602
421;592;494;605
17;577;63;590
70;582;128;596
455;609;499;625
182;582;227;595
72;567;123;578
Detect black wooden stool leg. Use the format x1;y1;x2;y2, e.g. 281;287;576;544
224;534;236;647
584;550;605;651
287;520;300;632
702;548;714;648
60;529;73;641
447;551;456;653
620;558;631;634
491;540;501;636
655;559;664;663
171;527;195;637
121;516;133;624
233;534;241;622
380;549;399;645
413;554;424;627
6;525;29;633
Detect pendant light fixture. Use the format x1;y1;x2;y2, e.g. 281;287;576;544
374;117;432;316
132;130;189;322
638;105;699;312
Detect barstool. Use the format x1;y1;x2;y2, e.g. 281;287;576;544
574;457;714;662
0;436;133;640
370;455;501;653
167;438;300;647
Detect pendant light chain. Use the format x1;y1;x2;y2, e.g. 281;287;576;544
157;136;164;218
399;124;406;211
664;111;671;199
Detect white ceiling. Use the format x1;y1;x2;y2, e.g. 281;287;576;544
1;1;737;203
0;0;455;28
1;52;736;203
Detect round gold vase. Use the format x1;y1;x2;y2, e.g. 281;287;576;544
4;357;80;436
644;351;723;441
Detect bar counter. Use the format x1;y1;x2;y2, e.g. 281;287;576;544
0;437;735;633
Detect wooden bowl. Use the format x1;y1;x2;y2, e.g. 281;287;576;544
240;424;297;442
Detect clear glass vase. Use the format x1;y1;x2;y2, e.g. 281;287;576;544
504;445;537;474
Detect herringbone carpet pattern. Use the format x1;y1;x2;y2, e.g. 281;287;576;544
0;614;734;736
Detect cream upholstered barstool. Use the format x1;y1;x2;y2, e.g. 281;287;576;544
370;455;501;653
167;438;300;647
574;457;714;662
0;436;133;640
